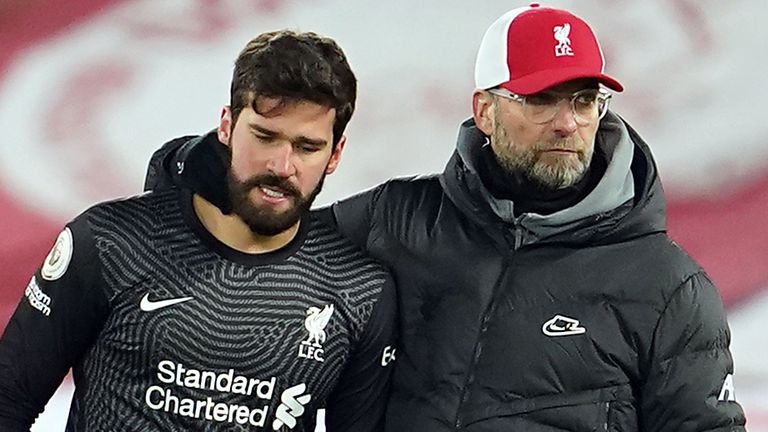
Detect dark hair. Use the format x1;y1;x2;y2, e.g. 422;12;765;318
230;30;357;146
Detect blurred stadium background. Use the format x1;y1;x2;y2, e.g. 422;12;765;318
0;0;765;430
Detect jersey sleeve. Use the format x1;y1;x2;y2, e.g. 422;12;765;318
324;272;398;432
639;272;746;431
329;184;385;250
0;215;110;430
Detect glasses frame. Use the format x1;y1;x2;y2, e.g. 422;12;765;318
487;87;612;126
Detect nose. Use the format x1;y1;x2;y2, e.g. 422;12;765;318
266;143;297;178
551;100;578;136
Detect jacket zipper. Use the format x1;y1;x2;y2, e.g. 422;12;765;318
453;250;517;429
453;224;526;428
513;225;524;250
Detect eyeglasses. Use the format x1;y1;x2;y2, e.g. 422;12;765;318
487;87;612;126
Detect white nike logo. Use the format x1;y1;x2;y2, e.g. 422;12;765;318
542;314;586;337
139;293;193;312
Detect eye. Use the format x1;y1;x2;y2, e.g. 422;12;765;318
525;93;559;106
574;91;599;106
253;133;273;143
297;143;322;153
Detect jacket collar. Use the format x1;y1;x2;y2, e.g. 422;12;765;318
440;111;663;245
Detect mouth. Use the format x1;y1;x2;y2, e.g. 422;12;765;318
254;185;294;205
260;186;288;198
541;148;579;156
545;145;578;151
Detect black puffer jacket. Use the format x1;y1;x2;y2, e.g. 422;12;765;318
331;112;746;431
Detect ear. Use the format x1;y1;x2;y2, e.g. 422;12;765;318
218;106;233;145
472;90;495;136
325;135;347;175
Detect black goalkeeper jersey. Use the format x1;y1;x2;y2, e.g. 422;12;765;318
0;187;397;431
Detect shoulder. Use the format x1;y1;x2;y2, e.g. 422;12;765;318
644;235;704;279
613;233;709;303
80;189;182;246
75;189;193;295
345;174;442;206
377;174;442;201
656;238;718;305
304;210;396;337
364;175;447;224
85;188;179;217
86;188;178;215
306;210;390;277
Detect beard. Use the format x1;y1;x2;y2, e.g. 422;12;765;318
491;115;593;190
227;170;324;237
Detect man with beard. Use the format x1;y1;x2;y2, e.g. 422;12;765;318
143;4;746;431
0;30;396;432
328;4;745;431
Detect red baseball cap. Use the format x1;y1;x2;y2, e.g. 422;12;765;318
474;3;623;95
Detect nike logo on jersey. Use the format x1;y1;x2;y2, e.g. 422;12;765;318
140;293;193;311
542;314;586;336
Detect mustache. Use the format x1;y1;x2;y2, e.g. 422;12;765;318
239;174;301;198
535;138;584;152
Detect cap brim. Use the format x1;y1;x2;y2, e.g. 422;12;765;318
499;67;624;94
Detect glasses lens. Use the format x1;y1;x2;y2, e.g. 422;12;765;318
494;88;611;125
572;89;601;124
522;93;561;124
521;89;610;125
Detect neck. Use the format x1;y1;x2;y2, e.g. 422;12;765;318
478;145;607;216
192;194;299;254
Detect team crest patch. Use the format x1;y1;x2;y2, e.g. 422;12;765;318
298;304;334;362
554;23;574;57
41;228;73;281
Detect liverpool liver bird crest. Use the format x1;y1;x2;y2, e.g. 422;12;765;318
554;23;574;56
304;304;334;347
